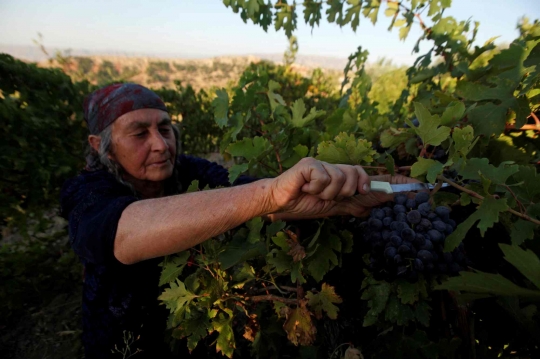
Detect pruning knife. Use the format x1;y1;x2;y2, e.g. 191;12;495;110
363;181;449;194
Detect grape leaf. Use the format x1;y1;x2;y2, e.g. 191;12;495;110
452;125;477;159
281;144;309;168
511;219;537;245
306;283;343;319
499;244;540;290
511;166;540;203
247;217;264;243
408;103;451;147
290;99;326;128
266;80;286;111
226;136;271;160
212;312;235;358
380;127;412;148
444;197;509;251
274;5;297;38
219;229;266;270
159;252;190;286
267;249;293;274
228;163;249;184
435;270;540;298
384;152;395;176
362;0;380;25
283;301;317;346
461;158;519;185
212;89;229;129
440;101;466;127
343;0;362;31
384;295;416;326
303;1;322;27
397;279;428;305
414;301;431;327
266;220;286;238
159;280;199;313
245;0;259;17
361;280;391;327
467;101;510;137
411;157;445;183
306;231;342;282
316;132;377;165
175;311;211;352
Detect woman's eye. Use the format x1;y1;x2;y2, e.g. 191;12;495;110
135;131;147;137
159;128;171;134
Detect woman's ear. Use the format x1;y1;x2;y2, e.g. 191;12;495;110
88;135;101;152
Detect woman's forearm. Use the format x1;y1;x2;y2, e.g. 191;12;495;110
114;178;275;264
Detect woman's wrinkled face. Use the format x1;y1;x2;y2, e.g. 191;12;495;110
109;108;176;182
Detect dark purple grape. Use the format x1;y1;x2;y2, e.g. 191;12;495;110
382;230;392;241
414;258;424;272
391;235;403;247
406;210;422;224
396;213;407;222
428;230;444;243
453;251;465;263
415;192;430;204
372;208;385;220
383;217;393;227
433;148;446;160
384;246;397;259
419;219;432;230
398;244;411;255
418;202;431;216
408;269;419;282
427;213;440;221
432;221;447;232
390;221;399;231
426;263;435;272
394;254;403;265
383;207;393;217
443;252;454;264
394;204;406;214
447;219;456;228
417;250;433;262
392;222;409;232
410;246;417;257
401;228;415;241
435;206;450;220
420;239;433;250
413;233;426;246
445;224;454;235
394;194;407;205
405;198;417;209
368;218;383;230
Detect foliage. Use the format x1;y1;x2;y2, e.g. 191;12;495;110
156;1;540;358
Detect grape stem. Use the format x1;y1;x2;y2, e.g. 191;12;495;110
256;285;299;293
437;175;540;226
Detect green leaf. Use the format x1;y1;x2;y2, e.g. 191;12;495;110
461;158;519;185
226;136;271;160
384;295;415;326
187;180;200;193
306;283;343;319
452;126;477;158
409;102;451;147
306;231;342;282
435;270;540;298
219;229;266;270
467;101;510;137
414;301;431;327
266;80;286;111
159;252;190;286
212;313;235;358
511;166;540;203
274;5;297;38
499;244;540;290
380;128;412;148
343;0;362;31
397;279;428;305
361;280;391;327
266;220;286;238
290;99;326;128
228;163;249;184
316;132;377;165
510;219;537;245
247;217;264;244
440;101;465;127
410;157;444;183
384;153;395;176
281;144;309;168
159;280;199;313
445;197;509;251
399;25;411;40
212;89;229;129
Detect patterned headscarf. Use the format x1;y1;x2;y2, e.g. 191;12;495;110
83;83;168;135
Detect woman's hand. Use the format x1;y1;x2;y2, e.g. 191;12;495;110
266;158;419;221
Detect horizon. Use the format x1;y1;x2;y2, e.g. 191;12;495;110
1;0;539;66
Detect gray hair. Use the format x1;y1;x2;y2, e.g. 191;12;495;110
85;124;182;196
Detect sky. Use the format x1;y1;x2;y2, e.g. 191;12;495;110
0;0;539;65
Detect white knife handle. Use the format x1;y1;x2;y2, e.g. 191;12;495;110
370;181;393;194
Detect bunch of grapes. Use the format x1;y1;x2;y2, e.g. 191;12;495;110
355;192;467;282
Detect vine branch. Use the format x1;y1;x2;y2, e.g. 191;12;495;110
436;175;540;226
246;295;297;305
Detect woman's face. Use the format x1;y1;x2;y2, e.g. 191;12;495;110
108;108;176;182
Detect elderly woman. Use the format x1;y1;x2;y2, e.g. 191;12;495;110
60;83;411;358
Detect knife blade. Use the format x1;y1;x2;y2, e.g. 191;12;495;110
369;181;449;194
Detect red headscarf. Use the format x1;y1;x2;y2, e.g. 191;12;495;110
83;83;168;134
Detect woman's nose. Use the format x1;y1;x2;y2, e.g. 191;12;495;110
150;130;169;152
